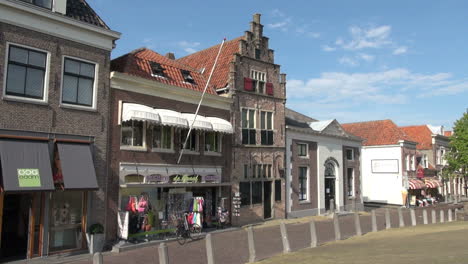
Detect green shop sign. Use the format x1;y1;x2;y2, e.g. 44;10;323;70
17;168;41;187
171;174;200;184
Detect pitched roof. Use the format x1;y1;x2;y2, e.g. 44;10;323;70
65;0;110;29
444;131;453;137
310;120;334;132
176;37;242;90
285;108;317;123
342;120;415;146
111;48;215;94
400;125;433;150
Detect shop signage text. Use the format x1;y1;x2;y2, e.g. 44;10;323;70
172;175;199;183
145;174;169;184
17;168;41;187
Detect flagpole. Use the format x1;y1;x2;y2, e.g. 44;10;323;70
177;38;226;164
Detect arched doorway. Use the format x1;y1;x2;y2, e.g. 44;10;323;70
324;161;336;211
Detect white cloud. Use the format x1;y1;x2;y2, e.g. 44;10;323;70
339;56;358;67
341;25;392;50
142;38;156;49
359;53;375;62
393;46;408;55
308;32;321;38
177;41;201;54
322;45;336;52
267;17;291;32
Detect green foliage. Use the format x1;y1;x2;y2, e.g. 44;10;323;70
444;112;468;178
88;223;104;234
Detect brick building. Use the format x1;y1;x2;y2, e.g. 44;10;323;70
178;14;287;225
109;48;233;241
0;0;119;260
285;108;363;217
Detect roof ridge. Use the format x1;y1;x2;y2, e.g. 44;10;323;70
78;0;110;30
177;36;243;61
343;119;392;125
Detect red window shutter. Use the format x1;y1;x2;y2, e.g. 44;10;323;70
244;77;253;91
266;82;274;95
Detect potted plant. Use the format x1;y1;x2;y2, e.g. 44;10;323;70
86;223;105;254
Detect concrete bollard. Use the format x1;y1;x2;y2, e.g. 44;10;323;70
431;210;437;224
352;198;357;212
247;226;256;263
385;208;391;229
455;208;459;221
440;210;445;223
280;222;291;253
205;234;215;264
158;243;169;264
310;219;318;248
448;209;453;222
410;209;416;226
423;209;428;225
333;213;341;241
371;210;377;232
398;208;405;228
354;212;362;236
93;252;103;264
330;199;335;212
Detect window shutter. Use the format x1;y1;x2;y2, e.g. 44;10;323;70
244;77;253;91
266;82;274;95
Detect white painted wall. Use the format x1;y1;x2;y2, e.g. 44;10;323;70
361;146;403;205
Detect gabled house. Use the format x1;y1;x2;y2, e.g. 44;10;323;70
0;0;120;259
343;120;418;206
285;109;363;217
177;14;287;225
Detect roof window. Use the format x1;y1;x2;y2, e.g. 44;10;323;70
20;0;52;9
149;62;165;77
181;70;195;84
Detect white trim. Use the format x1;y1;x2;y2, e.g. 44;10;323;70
2;42;51;104
120;119;147;150
297;142;309;158
111;72;232;111
346;148;354;161
298;166;310;203
150;125;174;151
59;55;99;111
250;69;267;94
0;0;120;51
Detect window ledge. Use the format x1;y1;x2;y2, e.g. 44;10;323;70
348;196;356;200
299;200;311;205
151;148;175;154
120;146;147;152
298;156;309;159
3;95;48;106
204;151;222;157
180;150;200;155
60;103;97;112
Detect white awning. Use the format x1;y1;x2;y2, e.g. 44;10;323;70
206;117;233;134
122;103;160;123
154;109;188;128
182;113;213;131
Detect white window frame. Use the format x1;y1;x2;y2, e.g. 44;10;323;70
422;154;428;169
180;129;200;154
3;42;51;105
241;107;256;145
346;148;354;161
120;120;147;151
204;131;223;155
60;55;99;111
250;69;266;94
411;155;416;171
260;110;274;145
405;155;410;171
298;143;308;158
298;166;309;203
347;168;354;197
151;125;174;153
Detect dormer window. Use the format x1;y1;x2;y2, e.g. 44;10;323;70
181;70;195;84
149;62;165;77
20;0;52;9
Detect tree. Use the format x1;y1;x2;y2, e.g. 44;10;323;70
444;111;468;179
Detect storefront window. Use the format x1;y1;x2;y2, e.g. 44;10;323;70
49;191;85;253
152;125;172;149
121;120;144;148
239;182;251;206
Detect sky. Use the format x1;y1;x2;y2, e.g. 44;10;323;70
88;0;468;129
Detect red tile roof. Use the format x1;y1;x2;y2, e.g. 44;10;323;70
177;37;242;90
400;125;433;150
111;48;215;94
342;120;415;146
444;131;453;137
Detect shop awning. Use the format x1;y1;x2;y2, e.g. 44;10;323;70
154;109;188;128
206;117;233;134
408;179;426;190
182;113;213;131
425;178;442;188
0;140;54;191
122;103;160;123
57;143;98;190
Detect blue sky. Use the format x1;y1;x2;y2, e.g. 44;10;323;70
89;0;468;129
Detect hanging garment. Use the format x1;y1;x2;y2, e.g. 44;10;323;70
138;195;148;213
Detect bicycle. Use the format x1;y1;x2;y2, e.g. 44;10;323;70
175;213;202;245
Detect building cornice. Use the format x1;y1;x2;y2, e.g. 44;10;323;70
0;0;121;51
111;72;232;111
286;125;362;142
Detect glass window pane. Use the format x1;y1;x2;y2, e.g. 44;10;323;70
163;127;172;149
242;109;248;128
261;112;266;129
77;78;93;106
121;121;133;146
133;121;143;147
248;110;255;128
240;182;251;205
9;46;28;64
6;64;26;95
62;75;78;103
252;182;262;204
28;51;46;68
249;130;256;145
80;63;95;78
35;0;52;8
152;126;162;148
275;180;281;201
242;129;249;145
267;112;272;130
25;68;44;98
65;59;80;75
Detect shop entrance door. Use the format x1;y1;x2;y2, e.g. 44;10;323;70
263;182;272;219
325;178;336;211
0;193;43;261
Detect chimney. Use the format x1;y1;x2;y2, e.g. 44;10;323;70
165;52;175;60
253;13;261;24
54;0;67;15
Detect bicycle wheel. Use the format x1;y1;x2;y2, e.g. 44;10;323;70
176;228;187;245
190;224;202;240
